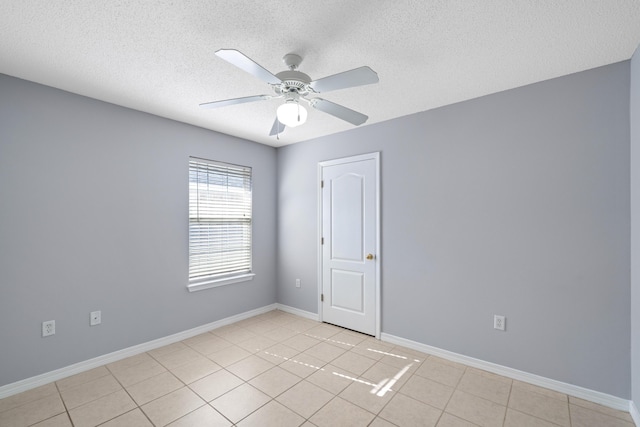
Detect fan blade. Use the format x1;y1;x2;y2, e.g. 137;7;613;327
215;49;281;85
269;118;286;136
310;66;379;93
199;95;270;109
310;98;368;126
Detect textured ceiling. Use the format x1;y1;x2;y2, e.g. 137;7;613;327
2;1;640;147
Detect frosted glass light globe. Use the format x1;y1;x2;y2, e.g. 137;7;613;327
277;102;308;127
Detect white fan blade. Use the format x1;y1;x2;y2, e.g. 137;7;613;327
310;98;368;126
199;95;270;109
215;49;281;85
269;118;286;136
310;66;379;93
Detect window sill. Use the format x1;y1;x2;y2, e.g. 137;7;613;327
188;273;255;293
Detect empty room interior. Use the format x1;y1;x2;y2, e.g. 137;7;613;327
2;2;640;426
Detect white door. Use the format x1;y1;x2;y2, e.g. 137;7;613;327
319;153;379;336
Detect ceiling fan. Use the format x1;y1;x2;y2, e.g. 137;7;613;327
200;49;379;137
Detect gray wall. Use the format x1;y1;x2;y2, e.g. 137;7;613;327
631;45;640;412
0;74;277;387
277;62;631;398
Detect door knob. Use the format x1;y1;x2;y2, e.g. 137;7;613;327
366;254;375;260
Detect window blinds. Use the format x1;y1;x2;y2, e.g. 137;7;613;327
189;158;252;282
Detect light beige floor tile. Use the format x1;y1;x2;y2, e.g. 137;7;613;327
244;320;280;335
276;380;334;418
379;393;442;427
369;416;398;427
0;382;59;413
106;353;154;376
219;328;259;344
283;334;322;352
152;347;204;370
183;335;233;356
331;352;376;376
189;370;244;402
236;335;277;354
310;396;376;427
263;326;299;342
0;393;66;427
306;364;358;395
141;387;205;426
211;324;243;338
569;404;635;427
569;396;634;422
256;342;300;365
465;367;512;385
284;318;319;333
169;355;221;384
68;389;136;427
350;339;396;361
361;360;415;391
226;354;274;381
426;356;467;370
457;369;511;405
99;408;153;427
210;383;270;423
511;380;567;402
110;357;167;387
148;342;189;358
207;345;252;367
399;374;454;409
303;341;347;363
415;358;465;387
237;400;305;427
378;348;425;369
182;332;219;347
249;366;302;397
56;366;111;391
60;374;122;409
508;386;570;426
339;379;395;414
171;357;222;384
445;390;506;427
325;331;367;349
504;408;561;427
268;313;299;326
437;412;479;427
166;404;231;427
304;324;342;340
279;353;327;378
126;371;183;406
31;412;73;427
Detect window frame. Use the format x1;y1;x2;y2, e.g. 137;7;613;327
187;157;254;292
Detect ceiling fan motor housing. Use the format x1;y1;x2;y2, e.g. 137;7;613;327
274;70;312;96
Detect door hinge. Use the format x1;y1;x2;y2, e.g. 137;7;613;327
321;237;324;245
321;293;324;302
321;180;324;188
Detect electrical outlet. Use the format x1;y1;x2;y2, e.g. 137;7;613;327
42;320;55;337
295;279;301;288
90;310;101;326
494;315;506;331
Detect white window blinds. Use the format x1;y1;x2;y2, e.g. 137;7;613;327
189;158;252;283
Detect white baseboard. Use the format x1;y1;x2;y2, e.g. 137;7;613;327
275;303;319;321
630;400;640;426
381;332;631;413
0;304;277;400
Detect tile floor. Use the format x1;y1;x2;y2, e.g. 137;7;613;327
0;309;635;427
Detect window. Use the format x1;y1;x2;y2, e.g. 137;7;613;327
188;157;253;292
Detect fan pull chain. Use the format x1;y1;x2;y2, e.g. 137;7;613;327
297;102;301;123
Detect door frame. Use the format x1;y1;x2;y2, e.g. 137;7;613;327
317;152;381;338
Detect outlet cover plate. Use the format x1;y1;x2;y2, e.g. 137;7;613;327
90;311;101;326
42;320;55;337
494;315;506;331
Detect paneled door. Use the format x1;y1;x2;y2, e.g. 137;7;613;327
319;153;379;336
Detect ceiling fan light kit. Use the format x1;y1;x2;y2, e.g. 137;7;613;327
200;49;379;137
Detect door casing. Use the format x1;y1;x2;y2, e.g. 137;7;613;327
317;152;381;338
